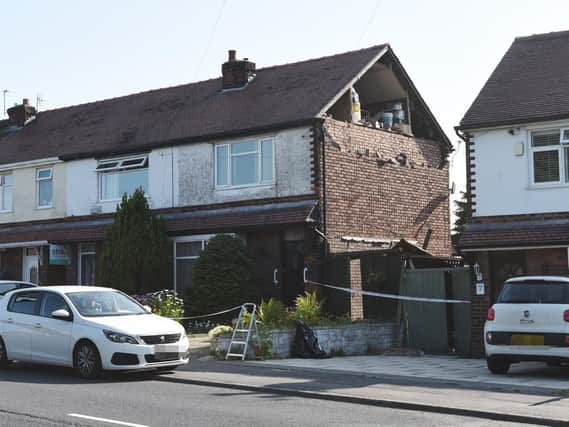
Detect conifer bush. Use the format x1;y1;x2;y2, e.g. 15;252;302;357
98;189;171;294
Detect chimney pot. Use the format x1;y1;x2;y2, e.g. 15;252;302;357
7;98;37;127
221;51;256;91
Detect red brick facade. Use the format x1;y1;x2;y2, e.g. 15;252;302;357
349;258;364;320
320;119;451;257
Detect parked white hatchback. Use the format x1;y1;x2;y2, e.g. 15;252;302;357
485;276;569;374
0;286;189;378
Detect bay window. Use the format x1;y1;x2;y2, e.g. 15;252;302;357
0;173;12;212
173;236;212;294
215;138;274;187
97;155;148;201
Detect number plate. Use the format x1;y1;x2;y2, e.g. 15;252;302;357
510;334;544;345
154;344;184;353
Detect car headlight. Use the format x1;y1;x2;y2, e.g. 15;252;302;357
103;330;139;344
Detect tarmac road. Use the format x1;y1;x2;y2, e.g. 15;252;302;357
0;363;536;427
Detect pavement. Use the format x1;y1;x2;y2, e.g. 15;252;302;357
180;336;569;425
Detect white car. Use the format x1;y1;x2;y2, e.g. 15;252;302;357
0;286;189;378
0;280;37;297
485;275;569;374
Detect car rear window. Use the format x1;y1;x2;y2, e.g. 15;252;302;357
497;282;569;304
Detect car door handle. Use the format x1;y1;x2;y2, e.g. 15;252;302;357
34;322;42;329
6;318;13;324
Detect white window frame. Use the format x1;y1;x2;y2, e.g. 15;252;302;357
528;129;566;187
561;127;569;144
172;234;214;292
97;155;149;202
77;243;97;286
215;138;275;189
36;167;53;209
0;173;13;212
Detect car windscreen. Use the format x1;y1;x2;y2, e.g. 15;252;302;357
497;282;569;304
0;283;19;296
66;291;147;317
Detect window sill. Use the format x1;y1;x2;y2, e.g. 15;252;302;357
99;195;151;203
214;183;275;192
36;205;53;210
0;210;13;214
528;183;569;190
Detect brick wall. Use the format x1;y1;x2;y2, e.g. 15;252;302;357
321;119;451;257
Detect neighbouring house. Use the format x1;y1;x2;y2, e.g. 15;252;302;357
457;30;569;354
0;45;452;315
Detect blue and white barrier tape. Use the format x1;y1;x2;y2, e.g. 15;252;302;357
307;280;471;304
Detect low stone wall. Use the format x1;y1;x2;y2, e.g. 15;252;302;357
214;322;399;359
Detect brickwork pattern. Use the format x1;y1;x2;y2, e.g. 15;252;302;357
349;258;363;320
322;119;451;257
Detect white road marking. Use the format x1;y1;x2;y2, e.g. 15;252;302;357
68;413;151;427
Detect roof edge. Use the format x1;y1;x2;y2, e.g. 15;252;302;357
458;113;569;132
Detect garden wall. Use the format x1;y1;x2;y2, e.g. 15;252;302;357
214;322;399;359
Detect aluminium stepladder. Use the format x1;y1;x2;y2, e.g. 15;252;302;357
225;303;260;360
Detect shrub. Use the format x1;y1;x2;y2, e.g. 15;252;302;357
187;234;257;315
258;298;288;328
99;189;171;294
132;290;184;319
208;325;233;342
289;291;322;323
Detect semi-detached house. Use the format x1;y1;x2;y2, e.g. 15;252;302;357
0;45;452;311
457;30;569;354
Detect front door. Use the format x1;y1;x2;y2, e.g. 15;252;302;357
31;292;73;366
22;248;39;284
282;240;305;306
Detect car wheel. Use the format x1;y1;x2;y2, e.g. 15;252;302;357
487;356;510;374
74;341;102;379
0;337;10;368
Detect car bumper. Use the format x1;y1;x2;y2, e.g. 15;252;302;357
99;339;190;371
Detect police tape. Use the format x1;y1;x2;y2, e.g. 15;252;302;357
170;304;244;321
306;280;471;304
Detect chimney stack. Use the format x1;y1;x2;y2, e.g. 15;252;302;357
222;49;256;90
7;98;37;127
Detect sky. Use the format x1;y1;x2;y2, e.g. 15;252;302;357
2;0;569;218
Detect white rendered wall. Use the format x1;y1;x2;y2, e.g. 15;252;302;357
472;121;569;217
176;127;314;207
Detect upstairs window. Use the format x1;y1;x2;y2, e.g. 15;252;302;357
0;173;13;212
530;131;566;184
97;155;148;201
215;138;274;187
36;168;53;208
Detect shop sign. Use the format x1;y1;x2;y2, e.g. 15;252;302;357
49;245;70;265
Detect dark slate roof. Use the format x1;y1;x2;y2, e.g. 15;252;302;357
0;46;391;164
460;218;569;249
0;199;317;244
459;30;569;130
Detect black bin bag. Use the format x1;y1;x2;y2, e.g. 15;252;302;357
292;320;327;358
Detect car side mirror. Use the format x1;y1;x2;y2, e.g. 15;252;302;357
143;305;152;313
52;309;72;320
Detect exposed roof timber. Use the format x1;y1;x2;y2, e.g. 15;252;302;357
316;45;389;117
383;49;452;152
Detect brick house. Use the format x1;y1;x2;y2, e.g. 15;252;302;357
457;30;569;354
0;44;451;313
